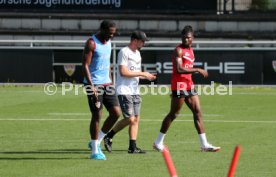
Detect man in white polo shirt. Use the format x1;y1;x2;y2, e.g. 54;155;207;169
104;31;156;153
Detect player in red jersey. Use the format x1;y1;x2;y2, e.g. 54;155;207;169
153;25;220;152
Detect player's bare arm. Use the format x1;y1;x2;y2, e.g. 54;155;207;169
119;65;156;81
139;73;157;81
82;39;98;97
175;48;208;78
109;66;113;82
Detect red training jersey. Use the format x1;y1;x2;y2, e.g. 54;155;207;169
171;44;195;91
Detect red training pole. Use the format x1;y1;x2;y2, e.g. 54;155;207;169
227;145;241;177
162;146;178;177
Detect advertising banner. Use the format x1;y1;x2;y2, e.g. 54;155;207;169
0;49;273;84
0;0;216;13
0;50;52;83
53;50;83;83
263;52;276;84
155;50;263;85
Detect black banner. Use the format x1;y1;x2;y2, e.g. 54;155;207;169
263;52;276;84
155;50;263;85
194;51;263;85
53;50;83;83
0;49;275;84
0;50;52;83
0;0;216;13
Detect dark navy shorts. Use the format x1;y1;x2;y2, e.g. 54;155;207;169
85;84;119;112
171;89;198;98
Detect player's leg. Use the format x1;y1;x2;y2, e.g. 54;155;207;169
184;94;220;152
160;97;184;133
86;87;106;160
129;116;139;141
101;106;120;134
89;109;106;158
184;94;204;134
154;92;184;151
111;118;130;133
90;110;102;140
128;95;145;153
103;94;131;152
104;117;130;152
128;115;145;153
98;86;120;145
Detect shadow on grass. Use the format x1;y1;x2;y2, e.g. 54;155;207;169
0;148;159;160
0;149;89;155
0;149;91;160
0;157;87;160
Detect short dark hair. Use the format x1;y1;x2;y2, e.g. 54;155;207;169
131;31;149;41
100;20;116;30
181;25;194;35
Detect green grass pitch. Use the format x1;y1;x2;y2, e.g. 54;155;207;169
0;85;275;177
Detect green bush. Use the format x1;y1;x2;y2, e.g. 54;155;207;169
251;0;276;10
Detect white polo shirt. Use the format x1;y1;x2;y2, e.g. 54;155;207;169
116;46;141;95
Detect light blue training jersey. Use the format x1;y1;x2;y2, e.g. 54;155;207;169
83;35;112;85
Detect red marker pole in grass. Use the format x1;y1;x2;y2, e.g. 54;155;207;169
162;146;178;177
227;145;241;177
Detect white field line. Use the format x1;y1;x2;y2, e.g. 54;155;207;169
1;89;276;96
0;118;275;123
0;118;89;121
161;114;223;117
48;113;90;116
0;113;274;123
234;92;276;95
141;119;276;123
48;113;222;117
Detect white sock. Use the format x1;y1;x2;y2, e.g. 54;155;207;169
199;133;208;147
155;132;166;145
91;140;98;154
98;130;106;145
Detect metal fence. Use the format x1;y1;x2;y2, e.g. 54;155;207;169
1;39;276;49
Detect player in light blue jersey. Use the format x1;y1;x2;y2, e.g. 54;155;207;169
82;20;121;160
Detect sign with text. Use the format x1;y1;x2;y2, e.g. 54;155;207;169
153;50;263;85
0;0;216;13
1;49;274;84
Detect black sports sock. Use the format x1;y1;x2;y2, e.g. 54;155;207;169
107;130;116;139
129;140;136;150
